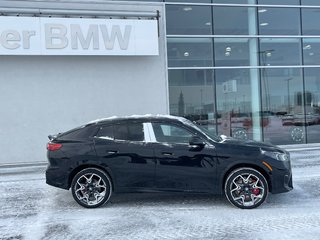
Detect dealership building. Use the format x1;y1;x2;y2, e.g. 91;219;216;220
1;0;320;164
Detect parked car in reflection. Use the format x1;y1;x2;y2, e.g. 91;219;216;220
282;114;294;126
282;113;320;126
46;115;293;209
293;113;320;126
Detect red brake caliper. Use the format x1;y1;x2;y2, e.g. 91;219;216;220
252;188;260;195
251;179;260;196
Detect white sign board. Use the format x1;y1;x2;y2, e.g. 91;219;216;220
223;80;237;94
0;16;159;55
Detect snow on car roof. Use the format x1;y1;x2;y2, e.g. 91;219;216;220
87;114;186;124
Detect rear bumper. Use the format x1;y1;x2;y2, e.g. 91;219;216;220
46;166;70;190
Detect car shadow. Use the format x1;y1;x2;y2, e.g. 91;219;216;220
51;182;315;210
107;192;228;208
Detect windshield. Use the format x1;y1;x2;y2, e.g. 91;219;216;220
182;119;222;142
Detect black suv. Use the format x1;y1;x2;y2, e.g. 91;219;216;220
46;115;293;209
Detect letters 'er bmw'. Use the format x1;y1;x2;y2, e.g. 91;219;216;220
46;115;293;209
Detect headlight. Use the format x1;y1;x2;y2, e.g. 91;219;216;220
261;150;289;161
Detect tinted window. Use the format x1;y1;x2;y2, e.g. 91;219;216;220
214;38;251;67
261;68;305;145
301;0;320;5
213;0;251;2
166;5;212;35
259;38;301;66
303;38;320;65
167;38;213;67
302;9;320;35
258;0;299;4
258;8;301;35
96;125;114;140
213;7;250;35
59;126;92;140
128;123;145;141
152;123;193;143
166;0;211;2
114;123;144;142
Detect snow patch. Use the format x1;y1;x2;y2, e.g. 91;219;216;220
87;114;187;126
97;136;114;141
88;115;119;124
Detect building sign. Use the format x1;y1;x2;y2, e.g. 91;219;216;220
222;80;237;94
0;16;159;55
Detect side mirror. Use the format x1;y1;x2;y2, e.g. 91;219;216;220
189;136;205;148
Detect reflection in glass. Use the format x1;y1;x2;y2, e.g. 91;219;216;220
259;38;301;66
166;5;212;35
214;38;251;66
303;68;320;144
258;8;301;35
301;0;320;5
302;9;320;35
167;38;213;67
165;0;211;2
303;39;320;65
215;69;257;140
168;69;215;126
261;68;305;144
212;0;250;3
258;0;299;4
213;7;250;35
122;0;162;1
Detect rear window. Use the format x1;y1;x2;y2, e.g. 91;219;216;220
58;126;93;140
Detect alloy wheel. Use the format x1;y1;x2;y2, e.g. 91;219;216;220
225;168;268;209
71;168;112;208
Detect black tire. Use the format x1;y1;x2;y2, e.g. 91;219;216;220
224;168;268;209
71;168;112;208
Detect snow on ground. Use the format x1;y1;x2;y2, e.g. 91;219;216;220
1;149;320;240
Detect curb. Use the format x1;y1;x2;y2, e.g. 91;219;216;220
0;162;47;175
0;162;47;168
279;143;320;152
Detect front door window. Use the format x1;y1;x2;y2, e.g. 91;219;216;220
152;123;193;144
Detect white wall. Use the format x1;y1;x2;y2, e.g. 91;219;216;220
0;2;168;164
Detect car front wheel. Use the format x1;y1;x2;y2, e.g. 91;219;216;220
71;168;112;208
224;168;268;209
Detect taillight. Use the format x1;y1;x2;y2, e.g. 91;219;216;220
47;143;62;151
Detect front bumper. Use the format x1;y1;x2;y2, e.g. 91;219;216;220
270;166;293;194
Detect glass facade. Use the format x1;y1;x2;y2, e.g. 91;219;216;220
117;0;320;145
165;1;320;145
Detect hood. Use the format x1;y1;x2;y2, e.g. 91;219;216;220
220;136;284;151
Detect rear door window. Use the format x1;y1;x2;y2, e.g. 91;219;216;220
127;123;145;141
96;123;144;142
96;125;114;140
114;123;145;142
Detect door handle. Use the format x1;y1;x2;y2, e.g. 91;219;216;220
162;152;173;156
107;150;118;154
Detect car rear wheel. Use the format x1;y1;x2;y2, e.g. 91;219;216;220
71;168;112;208
224;168;268;209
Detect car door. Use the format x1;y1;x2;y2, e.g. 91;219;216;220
94;121;156;191
151;122;217;192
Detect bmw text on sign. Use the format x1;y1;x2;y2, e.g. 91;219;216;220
0;16;159;55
